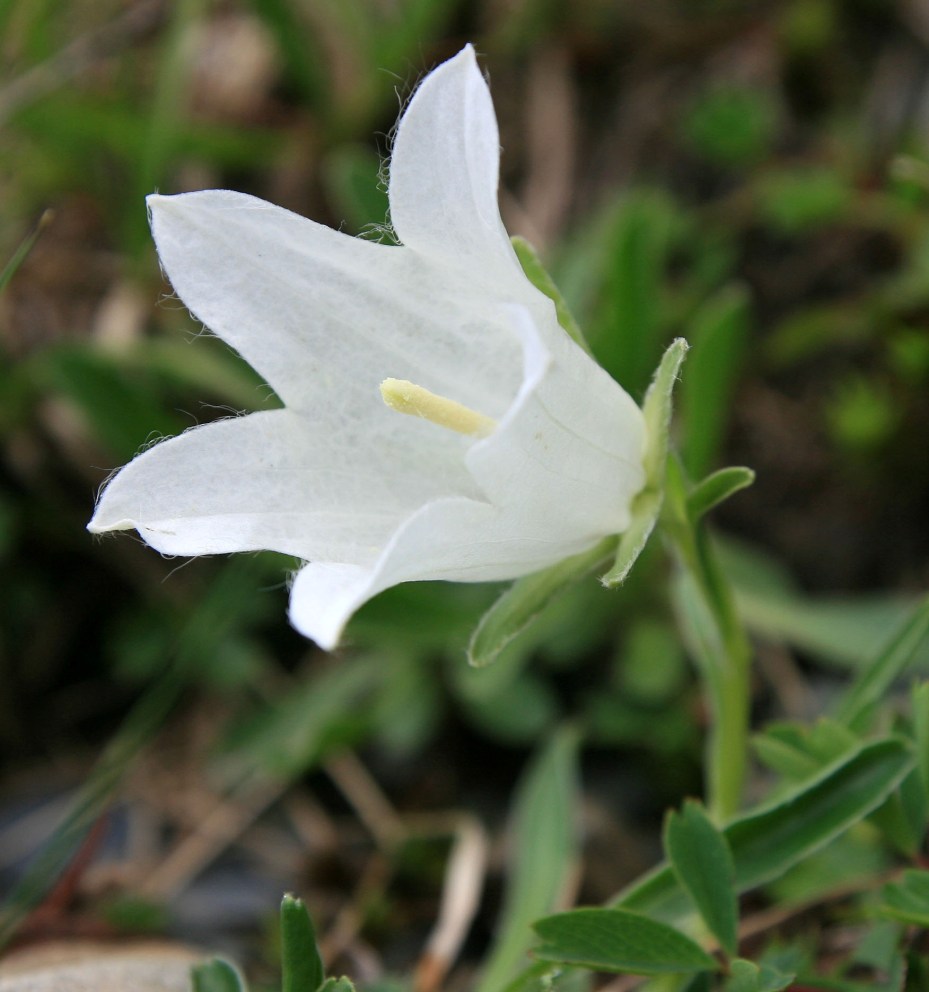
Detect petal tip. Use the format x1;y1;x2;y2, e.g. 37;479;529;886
86;518;130;537
146;192;170;212
287;591;344;652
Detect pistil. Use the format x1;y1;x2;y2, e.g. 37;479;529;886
380;378;496;438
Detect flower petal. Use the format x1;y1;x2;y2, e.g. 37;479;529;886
388;46;519;273
289;495;601;648
147;190;524;417
467;306;647;536
288;307;647;650
88;409;479;561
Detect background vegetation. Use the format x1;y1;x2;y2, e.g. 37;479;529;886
1;0;929;988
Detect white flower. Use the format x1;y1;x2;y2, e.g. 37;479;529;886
88;45;646;650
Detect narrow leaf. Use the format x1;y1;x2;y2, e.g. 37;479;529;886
599;191;677;394
680;285;749;479
512;236;591;354
619;737;913;922
475;728;580;992
913;682;929;798
318;979;356;992
0;209;53;294
191;958;249;992
870;769;926;856
533;908;716;975
724;959;793;992
752;719;858;783
878;870;929;927
281;894;324;992
468;538;615;667
664;801;738;956
687;467;755;521
836;594;929;730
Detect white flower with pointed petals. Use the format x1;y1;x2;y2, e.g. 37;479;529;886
88;45;646;650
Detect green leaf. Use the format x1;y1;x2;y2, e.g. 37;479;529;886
664;801;738;956
512;236;591;354
468;538;615;667
835;594;929;731
0;209;53;295
878;870;929;927
913;682;929;797
685;87;777;167
597;191;677;394
718;538;922;671
752;727;821;781
475;728;580;992
752;718;859;783
281;894;325;992
602;338;689;587
756;167;853;233
680;285;750;479
724;959;793;992
619;737;913;922
687;467;755;521
191;958;249;992
533;908;716;975
317;979;356;992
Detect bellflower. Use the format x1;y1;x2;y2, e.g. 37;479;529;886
88;45;647;649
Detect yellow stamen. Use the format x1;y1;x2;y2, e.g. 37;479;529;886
380;378;496;438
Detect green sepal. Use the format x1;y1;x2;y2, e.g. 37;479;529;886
281;893;325;992
602;338;689;587
467;537;616;667
687;467;755;521
191;958;249;992
600;488;662;588
511;236;592;354
664;800;738;957
533;907;717;975
643;338;689;483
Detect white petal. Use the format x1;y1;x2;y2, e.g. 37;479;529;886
287;307;646;650
147;190;524;418
288;495;600;648
388;46;520;274
288;562;374;650
88;409;479;561
468;306;646;536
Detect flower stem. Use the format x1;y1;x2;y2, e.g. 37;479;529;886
664;461;752;822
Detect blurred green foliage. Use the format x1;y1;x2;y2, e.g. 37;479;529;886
2;0;929;982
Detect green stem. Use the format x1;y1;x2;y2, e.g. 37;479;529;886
665;464;751;822
696;530;751;822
